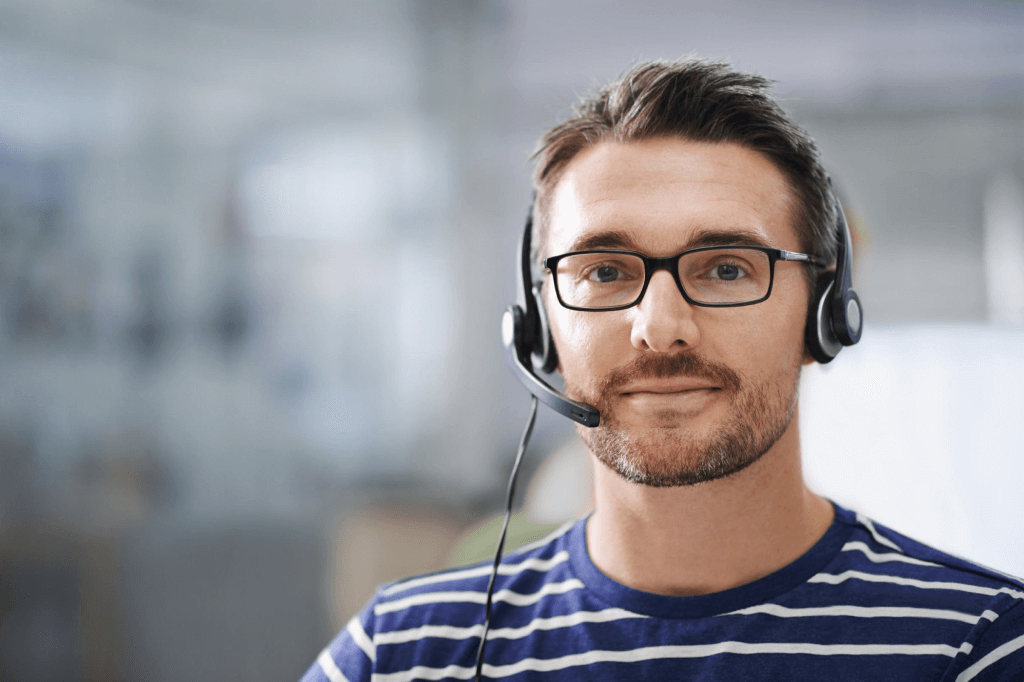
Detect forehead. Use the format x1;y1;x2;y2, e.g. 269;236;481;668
545;138;799;256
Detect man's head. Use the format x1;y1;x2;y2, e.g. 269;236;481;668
532;59;838;274
533;59;832;487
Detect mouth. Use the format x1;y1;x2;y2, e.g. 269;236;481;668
620;381;721;396
615;383;723;418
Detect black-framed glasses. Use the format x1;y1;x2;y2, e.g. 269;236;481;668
544;246;825;311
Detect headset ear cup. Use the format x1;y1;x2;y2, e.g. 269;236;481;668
805;272;842;364
503;304;526;355
533;287;560;374
832;289;863;346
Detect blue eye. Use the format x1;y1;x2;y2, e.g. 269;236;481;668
714;264;742;280
592;266;620;282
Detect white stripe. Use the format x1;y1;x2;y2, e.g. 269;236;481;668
376;607;647;644
856;512;904;553
843;541;940;567
852;519;1024;588
956;632;1024;682
509;519;576;556
727;603;991;625
842;541;1024;592
373;641;969;682
373;663;476;682
381;551;570;596
346;617;375;663
374;579;585;615
317;648;350;682
809;570;1024;600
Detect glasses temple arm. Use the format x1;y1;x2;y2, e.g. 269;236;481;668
778;250;827;266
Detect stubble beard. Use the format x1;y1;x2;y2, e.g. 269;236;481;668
565;352;801;488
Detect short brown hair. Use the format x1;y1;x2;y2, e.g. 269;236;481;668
531;58;838;272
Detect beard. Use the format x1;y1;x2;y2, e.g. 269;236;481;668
564;352;800;488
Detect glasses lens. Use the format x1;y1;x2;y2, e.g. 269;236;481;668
678;248;772;304
554;252;645;309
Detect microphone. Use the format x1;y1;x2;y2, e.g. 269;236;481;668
502;306;600;427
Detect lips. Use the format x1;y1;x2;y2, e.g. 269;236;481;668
620;380;720;395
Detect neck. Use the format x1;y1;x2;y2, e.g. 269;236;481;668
585;410;834;596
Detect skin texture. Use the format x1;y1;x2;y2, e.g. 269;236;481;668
542;137;834;597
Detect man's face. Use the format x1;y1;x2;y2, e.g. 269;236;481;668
543;137;811;487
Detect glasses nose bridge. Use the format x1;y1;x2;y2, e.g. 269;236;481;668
641;254;688;303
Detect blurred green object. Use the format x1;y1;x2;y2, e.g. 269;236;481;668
446;512;564;567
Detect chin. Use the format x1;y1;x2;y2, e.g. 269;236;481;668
580;386;797;488
565;351;803;488
583;423;773;487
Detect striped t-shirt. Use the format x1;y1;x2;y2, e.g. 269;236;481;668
301;503;1024;681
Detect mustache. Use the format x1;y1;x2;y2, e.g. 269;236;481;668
599;352;742;395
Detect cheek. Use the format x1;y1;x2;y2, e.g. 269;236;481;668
713;296;807;377
550;309;623;379
553;311;599;364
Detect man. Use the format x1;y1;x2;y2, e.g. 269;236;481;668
302;59;1024;681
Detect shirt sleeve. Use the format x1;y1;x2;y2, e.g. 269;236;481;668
941;596;1024;682
298;592;379;682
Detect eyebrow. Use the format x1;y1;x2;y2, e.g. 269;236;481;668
685;229;772;249
567;230;643;252
565;227;773;254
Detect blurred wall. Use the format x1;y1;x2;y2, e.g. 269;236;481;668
0;1;1022;680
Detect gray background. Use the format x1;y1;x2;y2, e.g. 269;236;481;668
0;1;1021;680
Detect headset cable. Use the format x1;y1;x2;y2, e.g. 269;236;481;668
474;395;538;681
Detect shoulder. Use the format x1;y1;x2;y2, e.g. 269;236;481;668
826;504;1024;680
382;517;578;592
830;504;1024;598
300;519;582;681
376;517;580;623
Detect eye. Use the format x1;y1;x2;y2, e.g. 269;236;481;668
577;258;641;284
589;265;622;283
711;263;744;281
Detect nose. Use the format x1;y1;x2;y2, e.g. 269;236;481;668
629;269;701;353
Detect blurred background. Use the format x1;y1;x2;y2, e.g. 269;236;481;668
0;0;1022;680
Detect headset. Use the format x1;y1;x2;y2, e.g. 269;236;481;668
804;196;864;363
500;191;863;425
500;204;601;428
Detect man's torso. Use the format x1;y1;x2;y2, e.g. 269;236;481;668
303;503;1024;681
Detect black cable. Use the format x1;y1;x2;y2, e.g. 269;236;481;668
474;395;539;681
